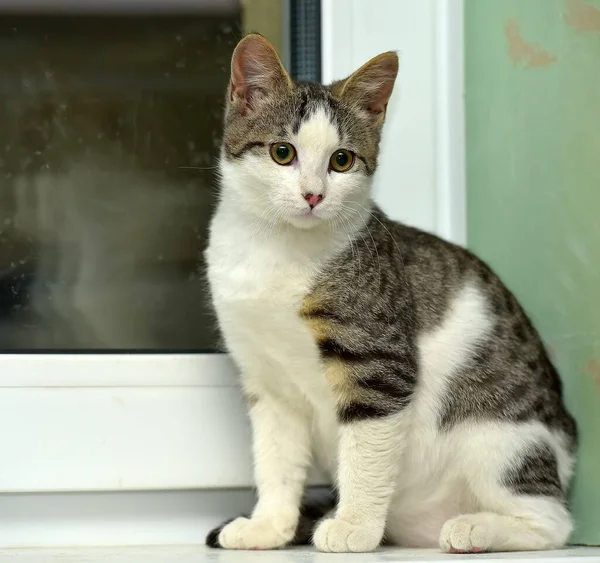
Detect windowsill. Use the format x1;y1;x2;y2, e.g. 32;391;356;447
1;546;598;563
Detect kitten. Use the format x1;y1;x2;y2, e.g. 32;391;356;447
205;34;577;553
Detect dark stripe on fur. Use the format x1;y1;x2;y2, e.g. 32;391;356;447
503;445;564;499
318;337;407;364
317;338;385;363
356;155;374;175
300;308;343;323
325;95;343;138
292;91;309;134
318;338;363;361
355;376;413;403
227;141;265;159
338;402;392;422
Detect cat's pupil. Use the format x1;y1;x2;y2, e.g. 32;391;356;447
335;151;348;167
276;145;289;159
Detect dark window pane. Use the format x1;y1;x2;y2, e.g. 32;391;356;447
290;0;321;82
0;4;276;351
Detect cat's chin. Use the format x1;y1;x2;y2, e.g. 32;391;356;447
286;213;326;230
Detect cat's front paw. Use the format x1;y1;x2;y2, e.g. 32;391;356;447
313;518;382;553
218;515;296;550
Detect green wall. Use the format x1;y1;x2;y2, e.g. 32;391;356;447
465;0;600;545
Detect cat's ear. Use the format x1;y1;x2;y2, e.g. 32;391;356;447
229;33;291;115
334;52;398;123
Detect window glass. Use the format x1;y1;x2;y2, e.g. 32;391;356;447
0;1;318;351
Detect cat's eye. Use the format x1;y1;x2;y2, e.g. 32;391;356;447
329;149;355;173
270;142;296;165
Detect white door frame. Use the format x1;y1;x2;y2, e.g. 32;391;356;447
0;0;465;546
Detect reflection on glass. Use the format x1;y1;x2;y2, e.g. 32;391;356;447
0;6;251;351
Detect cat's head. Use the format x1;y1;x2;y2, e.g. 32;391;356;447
220;33;398;230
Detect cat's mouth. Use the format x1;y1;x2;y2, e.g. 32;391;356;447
288;207;327;229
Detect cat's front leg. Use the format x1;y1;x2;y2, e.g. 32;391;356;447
218;392;312;550
313;413;407;553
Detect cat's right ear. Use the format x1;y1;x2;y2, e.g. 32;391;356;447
333;52;399;125
229;33;291;115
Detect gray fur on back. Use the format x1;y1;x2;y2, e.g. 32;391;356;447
307;206;577;448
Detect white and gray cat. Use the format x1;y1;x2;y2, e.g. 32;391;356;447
205;34;577;553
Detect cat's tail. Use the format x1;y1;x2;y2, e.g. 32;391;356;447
205;487;337;548
291;487;337;546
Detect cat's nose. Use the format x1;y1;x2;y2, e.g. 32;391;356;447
303;193;324;209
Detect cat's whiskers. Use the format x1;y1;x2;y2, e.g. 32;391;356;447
336;209;363;284
249;200;282;239
248;193;290;238
348;214;377;286
248;196;276;231
340;203;383;291
263;205;288;242
330;210;357;268
353;201;408;275
251;209;276;239
340;204;374;258
178;165;218;171
261;207;287;241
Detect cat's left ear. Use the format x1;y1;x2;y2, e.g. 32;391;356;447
229;33;291;115
334;52;399;123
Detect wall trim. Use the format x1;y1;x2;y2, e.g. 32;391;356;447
435;0;467;246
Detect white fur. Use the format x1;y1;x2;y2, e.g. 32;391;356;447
206;111;574;552
218;107;371;232
315;412;410;552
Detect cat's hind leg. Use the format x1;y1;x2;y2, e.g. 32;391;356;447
440;424;574;553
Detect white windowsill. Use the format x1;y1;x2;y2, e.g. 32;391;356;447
0;546;598;563
0;353;236;388
1;491;597;559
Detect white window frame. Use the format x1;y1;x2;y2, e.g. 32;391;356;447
322;0;465;246
0;0;465;546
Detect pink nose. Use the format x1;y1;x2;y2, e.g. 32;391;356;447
304;193;324;209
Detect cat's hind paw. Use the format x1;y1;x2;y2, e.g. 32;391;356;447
313;518;382;553
217;515;296;550
439;514;492;554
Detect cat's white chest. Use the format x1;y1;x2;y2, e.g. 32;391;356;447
207;208;331;388
207;208;313;322
206;205;340;475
